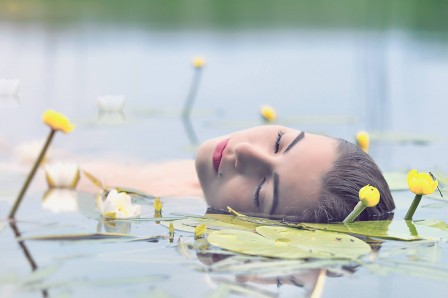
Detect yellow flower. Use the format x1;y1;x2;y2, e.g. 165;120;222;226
42;110;75;133
194;223;207;239
154;197;163;212
260;105;277;122
356;130;369;153
406;169;438;195
192;56;205;69
358;184;380;207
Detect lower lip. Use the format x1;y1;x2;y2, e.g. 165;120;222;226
212;139;229;173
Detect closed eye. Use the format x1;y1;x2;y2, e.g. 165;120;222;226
253;177;266;208
274;131;284;153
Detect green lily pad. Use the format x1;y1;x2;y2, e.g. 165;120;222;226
207;226;371;259
162;215;259;233
300;220;448;241
414;219;448;231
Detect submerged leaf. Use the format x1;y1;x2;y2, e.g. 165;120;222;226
207;226;370;259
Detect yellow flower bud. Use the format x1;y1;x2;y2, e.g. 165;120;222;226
356;130;369;153
260;105;277;122
42;110;75;133
406;169;438;195
154;197;163;212
194;223;207;239
192;56;205;69
358;184;380;207
169;223;175;238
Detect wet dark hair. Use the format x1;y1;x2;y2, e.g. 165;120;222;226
301;138;395;223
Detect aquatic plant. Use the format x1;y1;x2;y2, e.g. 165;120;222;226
404;169;438;220
9;110;75;219
97;189;141;219
182;56;206;117
343;185;380;223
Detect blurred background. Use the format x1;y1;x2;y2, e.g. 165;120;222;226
1;0;448;172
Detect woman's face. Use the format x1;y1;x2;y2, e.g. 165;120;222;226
195;125;338;218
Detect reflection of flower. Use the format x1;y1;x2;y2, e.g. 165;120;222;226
42;110;75;133
260;105;277;122
192;56;205;69
356;130;369;153
42;189;78;213
0;79;20;95
359;185;380;207
100;220;131;234
45;162;80;189
407;169;438;195
97;189;141;219
97;95;125;113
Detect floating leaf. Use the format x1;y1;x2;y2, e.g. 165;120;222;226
300;220;448;241
207;226;371;259
21;265;60;285
184;216;257;231
18;233;166;242
161;219;196;233
113;186;154;198
414;219;448;231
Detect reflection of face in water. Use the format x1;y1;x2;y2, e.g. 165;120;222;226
195;125;337;218
196;251;360;296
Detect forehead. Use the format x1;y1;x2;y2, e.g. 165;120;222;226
274;132;338;216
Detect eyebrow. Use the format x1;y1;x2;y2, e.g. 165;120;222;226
284;131;305;153
269;131;305;215
269;173;279;215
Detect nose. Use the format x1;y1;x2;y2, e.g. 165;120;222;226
233;142;273;176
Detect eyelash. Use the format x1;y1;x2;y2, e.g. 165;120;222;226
254;177;266;208
274;131;284;153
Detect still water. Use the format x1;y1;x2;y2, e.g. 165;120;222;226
1;1;448;297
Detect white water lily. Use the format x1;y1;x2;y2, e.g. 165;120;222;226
97;95;125;112
42;189;78;213
44;162;80;189
97;189;141;219
0;79;20;95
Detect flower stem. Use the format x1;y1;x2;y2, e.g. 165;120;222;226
404;194;423;221
343;201;366;224
8;129;56;219
182;68;202;118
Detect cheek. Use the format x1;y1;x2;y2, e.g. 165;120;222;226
204;178;255;212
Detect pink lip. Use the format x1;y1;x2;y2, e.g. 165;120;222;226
213;139;229;173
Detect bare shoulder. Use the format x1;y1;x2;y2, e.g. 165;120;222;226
78;159;203;198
